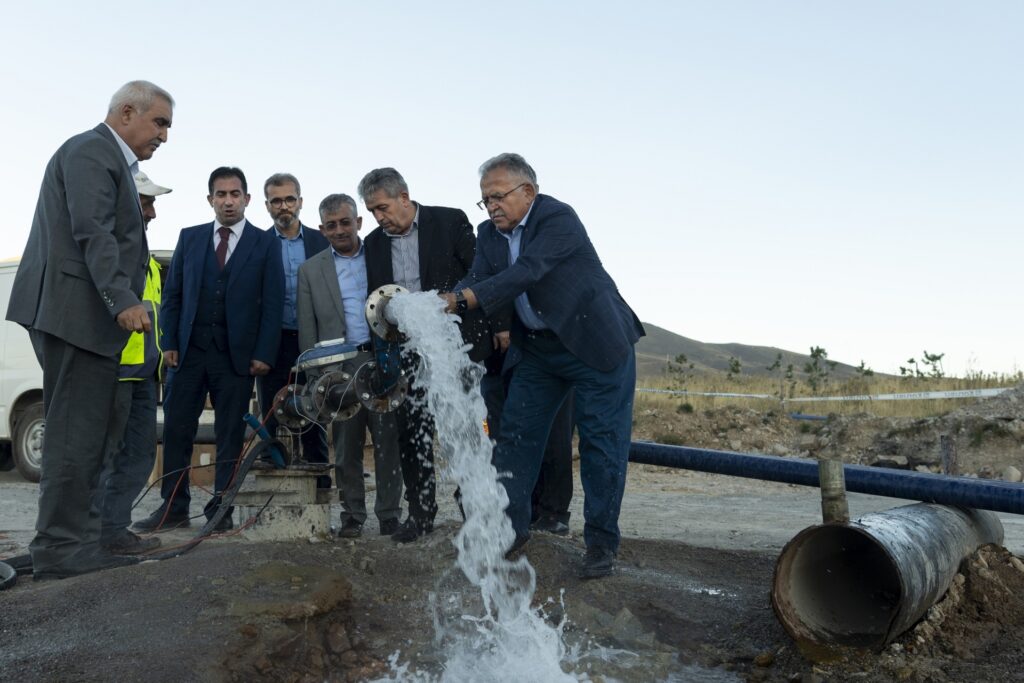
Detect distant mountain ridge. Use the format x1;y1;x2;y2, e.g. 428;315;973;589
635;322;863;380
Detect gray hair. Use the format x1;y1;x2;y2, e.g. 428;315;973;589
107;80;175;115
478;153;539;190
319;193;359;218
357;168;408;201
264;172;301;197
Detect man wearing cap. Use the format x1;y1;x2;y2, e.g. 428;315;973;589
7;80;173;580
257;173;330;485
93;171;170;555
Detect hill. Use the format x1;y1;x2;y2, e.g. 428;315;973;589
635;322;864;380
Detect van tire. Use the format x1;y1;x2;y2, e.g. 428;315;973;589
13;402;44;483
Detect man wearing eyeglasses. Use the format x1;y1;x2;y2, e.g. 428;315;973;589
445;153;645;579
257;173;330;485
358;167;491;543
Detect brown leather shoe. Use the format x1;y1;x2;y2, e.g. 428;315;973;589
102;530;162;555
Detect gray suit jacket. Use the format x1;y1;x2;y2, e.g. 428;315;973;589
8;124;148;357
296;245;347;353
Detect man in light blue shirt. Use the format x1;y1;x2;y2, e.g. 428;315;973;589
296;194;403;538
257;173;330;485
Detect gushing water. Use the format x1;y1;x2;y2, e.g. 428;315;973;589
375;291;582;682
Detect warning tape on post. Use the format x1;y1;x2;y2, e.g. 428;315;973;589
636;387;1009;402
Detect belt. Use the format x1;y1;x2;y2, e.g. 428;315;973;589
356;342;373;353
525;328;558;340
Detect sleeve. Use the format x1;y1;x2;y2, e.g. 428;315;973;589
253;234;285;365
64;140;143;316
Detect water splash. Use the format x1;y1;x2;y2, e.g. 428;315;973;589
377;291;580;682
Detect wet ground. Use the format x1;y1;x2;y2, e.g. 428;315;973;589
3;460;1024;682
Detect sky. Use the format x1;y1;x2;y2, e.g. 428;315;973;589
1;1;1021;377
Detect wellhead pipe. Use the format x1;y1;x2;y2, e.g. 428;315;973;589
771;503;1003;650
629;442;1024;515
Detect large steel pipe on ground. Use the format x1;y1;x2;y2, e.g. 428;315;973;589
629;442;1024;515
771;504;1003;650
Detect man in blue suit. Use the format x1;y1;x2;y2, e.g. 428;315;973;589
447;153;644;579
135;167;284;531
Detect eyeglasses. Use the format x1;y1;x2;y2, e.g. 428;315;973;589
476;183;526;210
268;195;299;208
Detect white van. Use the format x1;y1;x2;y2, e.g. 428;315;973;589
0;258;45;481
0;251;187;482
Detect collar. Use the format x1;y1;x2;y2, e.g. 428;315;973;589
273;223;303;241
214;218;246;236
102;122;139;173
498;199;537;238
331;240;364;260
385;204;420;239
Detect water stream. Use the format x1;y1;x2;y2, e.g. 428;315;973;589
369;292;738;682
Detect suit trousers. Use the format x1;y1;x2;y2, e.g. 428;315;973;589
482;372;575;524
256;330;329;486
161;342;254;518
395;376;437;529
494;335;635;552
28;330;121;573
94;377;158;538
332;353;403;525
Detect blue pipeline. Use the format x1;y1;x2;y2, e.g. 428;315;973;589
629;441;1024;516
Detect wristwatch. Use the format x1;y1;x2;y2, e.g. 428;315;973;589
454;291;469;315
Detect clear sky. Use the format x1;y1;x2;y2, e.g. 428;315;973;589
1;1;1020;376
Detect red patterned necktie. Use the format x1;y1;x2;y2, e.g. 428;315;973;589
216;227;231;269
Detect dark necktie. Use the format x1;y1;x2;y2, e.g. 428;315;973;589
216;227;231;269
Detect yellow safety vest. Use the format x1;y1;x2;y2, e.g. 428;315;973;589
119;256;162;381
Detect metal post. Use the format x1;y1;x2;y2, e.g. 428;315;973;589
818;459;849;524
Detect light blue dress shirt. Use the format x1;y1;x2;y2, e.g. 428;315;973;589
333;242;371;345
274;226;306;330
498;201;547;330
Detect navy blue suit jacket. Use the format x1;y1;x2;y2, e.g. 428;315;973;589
459;194;644;373
161;220;285;375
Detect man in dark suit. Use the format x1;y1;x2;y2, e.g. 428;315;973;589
296;193;403;538
358;167;489;543
7;80;173;580
257;173;330;485
135;167;284;531
447;153;645;579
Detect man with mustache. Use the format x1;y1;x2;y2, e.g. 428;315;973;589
256;174;330;485
7;80;173;580
296;194;403;538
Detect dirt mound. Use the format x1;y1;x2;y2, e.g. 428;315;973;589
770;545;1024;683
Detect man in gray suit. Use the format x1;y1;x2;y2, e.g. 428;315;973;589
7;80;174;580
296;194;403;538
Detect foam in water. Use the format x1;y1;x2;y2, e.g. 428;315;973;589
374;291;581;682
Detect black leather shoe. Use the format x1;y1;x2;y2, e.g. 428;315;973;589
379;518;400;536
33;549;139;582
504;532;530;560
101;530;162;555
579;546;616;580
338;519;363;538
531;517;570;536
212;514;233;532
392;517;433;544
133;506;192;532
